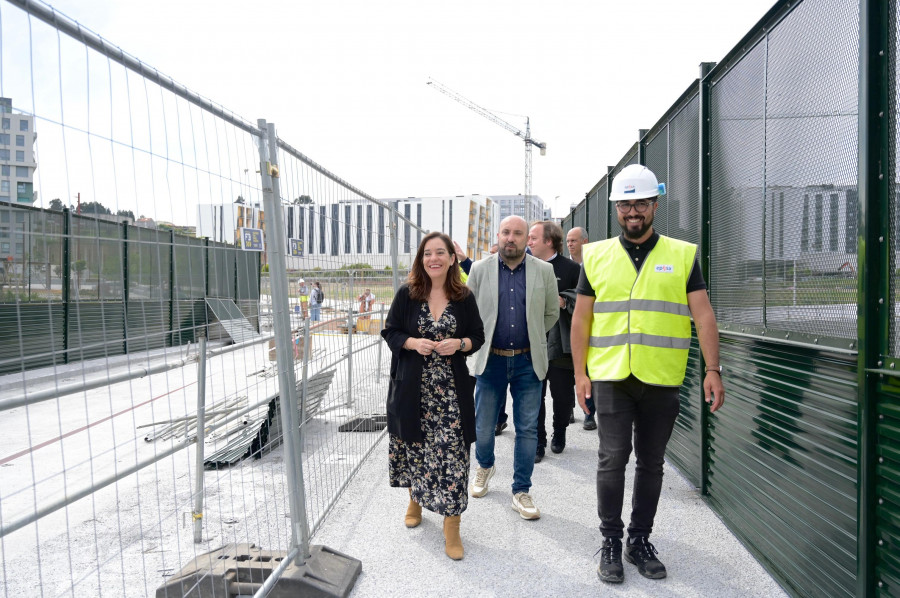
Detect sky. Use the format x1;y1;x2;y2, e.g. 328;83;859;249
8;0;779;219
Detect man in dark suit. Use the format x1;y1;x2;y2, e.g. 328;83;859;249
527;221;582;461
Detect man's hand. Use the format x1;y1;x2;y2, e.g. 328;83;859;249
575;373;592;414
704;372;725;412
453;241;467;262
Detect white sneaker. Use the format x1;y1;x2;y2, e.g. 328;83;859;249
471;465;495;498
512;492;541;520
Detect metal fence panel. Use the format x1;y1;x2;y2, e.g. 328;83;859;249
573;202;586;232
891;0;900;359
709;39;767;328
587;183;605;242
66;301;126;362
644;126;670;237
876;1;900;596
705;337;858;598
0;303;64;373
702;1;861;597
173;236;206;300
668;94;701;247
0;1;416;594
762;0;859;341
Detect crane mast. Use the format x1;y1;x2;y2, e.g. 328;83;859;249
427;78;546;210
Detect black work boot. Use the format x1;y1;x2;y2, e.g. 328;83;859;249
596;537;624;583
534;445;545;463
624;536;667;579
550;429;566;453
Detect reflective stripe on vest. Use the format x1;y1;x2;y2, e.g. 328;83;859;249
582;236;697;386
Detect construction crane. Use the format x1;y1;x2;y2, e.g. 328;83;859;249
426;78;547;208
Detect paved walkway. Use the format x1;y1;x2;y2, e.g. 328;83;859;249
314;400;788;598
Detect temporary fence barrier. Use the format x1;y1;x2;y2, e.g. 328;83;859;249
0;0;426;596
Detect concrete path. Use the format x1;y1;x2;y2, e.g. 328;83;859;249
314;401;789;598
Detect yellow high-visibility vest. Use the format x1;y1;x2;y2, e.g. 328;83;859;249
458;266;468;283
582;235;697;386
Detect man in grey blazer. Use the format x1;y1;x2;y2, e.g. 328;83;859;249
467;215;559;519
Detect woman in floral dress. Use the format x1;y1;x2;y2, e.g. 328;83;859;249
382;232;484;560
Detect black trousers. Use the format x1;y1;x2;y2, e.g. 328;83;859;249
537;364;576;447
593;375;680;539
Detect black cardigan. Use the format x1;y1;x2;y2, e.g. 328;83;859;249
381;284;485;445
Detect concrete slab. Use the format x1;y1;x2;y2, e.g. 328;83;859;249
314;401;789;598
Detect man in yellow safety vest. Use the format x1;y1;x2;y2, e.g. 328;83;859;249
571;164;725;585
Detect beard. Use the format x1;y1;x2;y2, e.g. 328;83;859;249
499;243;525;261
621;214;654;240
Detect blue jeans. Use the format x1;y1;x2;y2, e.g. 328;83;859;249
310;303;321;321
475;352;543;494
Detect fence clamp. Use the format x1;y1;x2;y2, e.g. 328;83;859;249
266;162;280;178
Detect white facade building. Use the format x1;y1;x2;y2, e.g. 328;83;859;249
0;98;36;205
197;195;499;269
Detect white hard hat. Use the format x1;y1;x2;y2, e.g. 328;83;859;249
609;164;665;202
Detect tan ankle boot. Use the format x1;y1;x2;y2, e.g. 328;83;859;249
443;515;463;560
405;489;422;528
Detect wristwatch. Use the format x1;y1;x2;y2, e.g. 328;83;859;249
459;338;467;351
705;365;723;374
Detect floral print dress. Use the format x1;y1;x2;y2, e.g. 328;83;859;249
389;301;469;516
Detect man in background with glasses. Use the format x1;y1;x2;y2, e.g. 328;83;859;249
570;164;725;585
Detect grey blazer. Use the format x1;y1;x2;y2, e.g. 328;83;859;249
466;253;559;380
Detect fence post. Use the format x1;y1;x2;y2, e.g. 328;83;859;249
256;119;310;565
169;230;175;346
192;334;208;543
390;200;400;291
377;302;385;379
346;303;354;411
698;60;716;495
637;129;649;165
299;318;311;427
62;207;71;364
856;0;890;594
122;222;129;355
605;166;614;239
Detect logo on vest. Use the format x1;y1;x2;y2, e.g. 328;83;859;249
654;264;674;273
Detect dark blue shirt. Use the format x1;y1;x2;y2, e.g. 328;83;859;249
491;257;529;349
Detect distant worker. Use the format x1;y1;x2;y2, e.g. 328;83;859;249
310;281;324;321
358;288;376;320
571;164;725;584
565;226;596;430
298;278;310;319
526;221;581;463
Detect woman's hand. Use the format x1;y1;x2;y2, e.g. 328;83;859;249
434;338;462;356
410;338;436;355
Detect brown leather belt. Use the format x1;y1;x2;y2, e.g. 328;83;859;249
489;347;530;357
